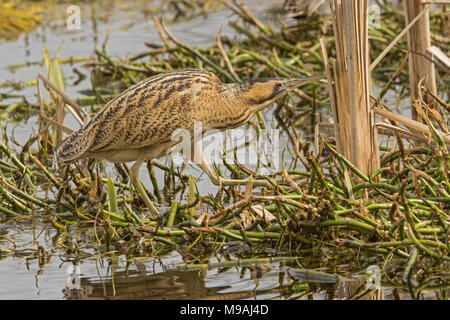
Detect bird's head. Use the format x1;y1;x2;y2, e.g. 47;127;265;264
241;75;325;112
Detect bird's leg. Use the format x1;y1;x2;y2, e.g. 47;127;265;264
79;159;90;178
129;160;159;218
195;144;221;186
195;142;273;189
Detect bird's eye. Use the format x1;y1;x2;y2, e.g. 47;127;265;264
275;82;282;89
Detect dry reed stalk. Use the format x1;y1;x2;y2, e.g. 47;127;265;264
404;0;437;119
55;98;65;143
319;37;340;152
37;73;87;125
374;107;450;144
369;1;435;72
327;2;351;159
427;45;450;69
318;120;449;146
327;0;379;179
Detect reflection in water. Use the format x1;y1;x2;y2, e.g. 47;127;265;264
65;269;220;300
62;258;439;300
2;222;447;300
63;269;383;300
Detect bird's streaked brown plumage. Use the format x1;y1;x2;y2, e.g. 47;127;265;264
54;68;323;216
55;69;323;164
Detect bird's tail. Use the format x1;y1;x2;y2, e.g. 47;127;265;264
53;130;91;164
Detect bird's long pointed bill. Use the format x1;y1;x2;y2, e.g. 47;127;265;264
286;75;326;89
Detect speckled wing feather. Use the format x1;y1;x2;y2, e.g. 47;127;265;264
55;69;221;163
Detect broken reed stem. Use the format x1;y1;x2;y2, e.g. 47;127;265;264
37;73;87;122
369;1;436;72
374;107;450;145
404;0;437;119
329;0;380;179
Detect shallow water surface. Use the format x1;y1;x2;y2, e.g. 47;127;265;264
0;220;434;300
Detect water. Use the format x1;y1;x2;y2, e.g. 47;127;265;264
2;220;431;300
0;0;446;300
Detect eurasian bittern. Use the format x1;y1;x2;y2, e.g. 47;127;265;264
55;69;323;216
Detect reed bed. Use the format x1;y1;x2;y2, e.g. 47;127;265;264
0;0;449;298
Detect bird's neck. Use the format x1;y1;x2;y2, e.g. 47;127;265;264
218;83;259;111
217;83;239;102
200;83;262;130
